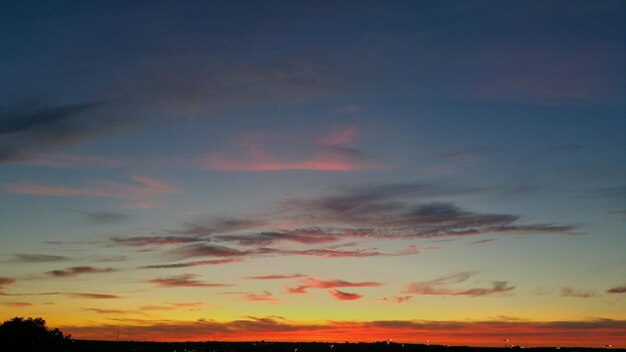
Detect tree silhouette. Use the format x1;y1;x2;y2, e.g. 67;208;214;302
0;317;71;351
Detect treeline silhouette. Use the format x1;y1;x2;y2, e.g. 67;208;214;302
0;317;622;352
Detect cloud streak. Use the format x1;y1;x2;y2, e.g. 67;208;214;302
0;102;130;164
328;289;363;301
148;274;231;288
46;266;117;278
5;175;181;208
201;127;385;172
287;277;384;294
607;285;626;294
405;272;514;297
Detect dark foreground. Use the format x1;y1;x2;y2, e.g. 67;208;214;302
70;341;625;352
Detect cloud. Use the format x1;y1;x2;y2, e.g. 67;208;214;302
171;244;249;258
215;229;340;246
201;127;385;172
287;277;384;294
60;316;626;346
131;56;345;117
0;102;130;163
138;258;241;269
68;293;121;299
222;290;278;303
172;217;266;237
148;274;231;288
405;272;514;297
246;274;307;280
328;289;363;301
607;285;626;294
5;175;181;208
80;211;130;223
140;302;204;311
377;296;413;304
46;266;117;277
0;277;15;289
112;236;203;247
84;308;128;314
287;183;576;239
7;254;69;263
1;302;32;307
11;153;123;168
560;287;597;298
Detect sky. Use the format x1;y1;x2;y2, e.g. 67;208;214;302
0;0;625;348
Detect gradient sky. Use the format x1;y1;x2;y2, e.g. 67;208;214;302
1;0;625;348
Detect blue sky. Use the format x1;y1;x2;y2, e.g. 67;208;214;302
1;0;625;347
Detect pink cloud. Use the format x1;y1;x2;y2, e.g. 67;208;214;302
5;175;181;207
287;277;384;294
201;127;386;172
318;126;359;146
246;274;307;280
328;289;363;301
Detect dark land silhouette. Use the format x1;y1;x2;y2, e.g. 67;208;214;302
1;317;623;352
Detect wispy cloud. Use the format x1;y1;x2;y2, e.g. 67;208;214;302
560;287;597;298
405;272;514;297
1;302;32;307
328;289;363;301
139;258;241;269
287;277;384;294
80;211;130;224
84;308;128;314
7;254;69;263
607;285;626;294
377;295;413;304
46;266;117;278
201;127;386;172
11;153;123;168
68;293;121;299
287;182;576;239
222;290;278;303
148;274;231;288
246;274;307;280
5;175;181;208
0;102;130;163
112;236;203;247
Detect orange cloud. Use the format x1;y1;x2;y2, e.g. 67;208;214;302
61;317;626;347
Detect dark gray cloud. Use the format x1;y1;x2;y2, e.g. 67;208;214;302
112;236;203;247
138;258;241;269
0;102;129;163
148;274;231;288
46;266;117;278
288;183;576;239
8;254;69;263
405;272;514;297
607;285;626;294
215;229;339;246
80;211;130;224
67;293;121;299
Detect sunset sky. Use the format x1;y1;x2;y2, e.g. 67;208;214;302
1;0;625;348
